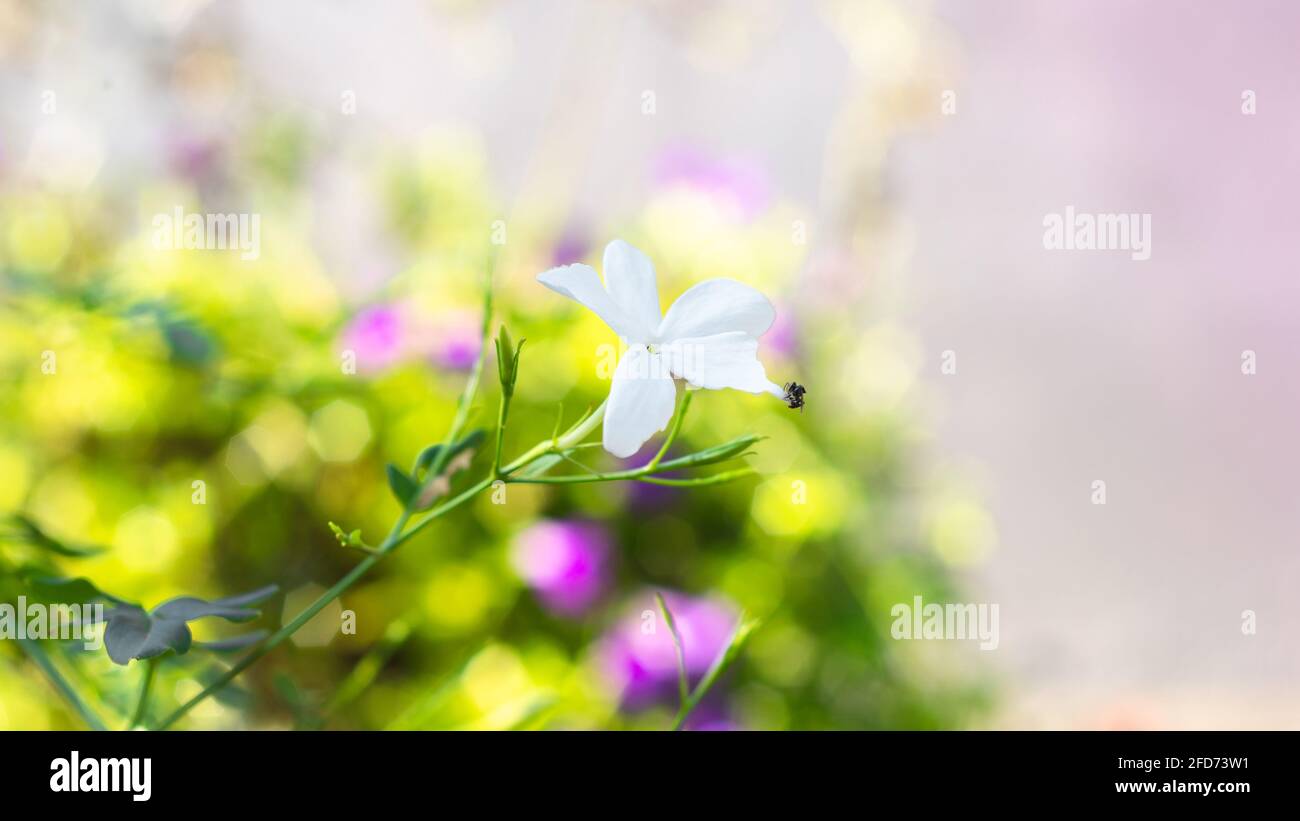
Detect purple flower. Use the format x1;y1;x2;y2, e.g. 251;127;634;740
428;310;482;371
615;453;678;511
764;303;799;358
340;304;405;372
168;133;223;182
681;702;744;732
551;227;590;267
511;521;612;617
598;591;739;708
652;146;771;221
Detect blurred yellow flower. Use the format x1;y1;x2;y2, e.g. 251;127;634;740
308;400;373;463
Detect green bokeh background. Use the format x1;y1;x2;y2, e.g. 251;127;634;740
0;1;993;731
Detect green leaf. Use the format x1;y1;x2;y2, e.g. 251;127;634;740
659;435;764;470
550;402;566;443
414;430;483;479
195;665;253;709
328;522;367;550
494;326;524;397
656;593;690;709
413;444;442;475
386;464;417;507
1;514;106;557
448;429;486;462
273;671;322;729
495;325;515;390
672;615;761;730
517;453;563;478
26;576;132;609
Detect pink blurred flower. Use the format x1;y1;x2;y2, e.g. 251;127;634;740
167;132;223;182
340;305;483;374
765;302;799;357
340;304;405;371
653;145;771;221
428;310;482;371
551;226;590;267
511;520;612;617
598;591;739;707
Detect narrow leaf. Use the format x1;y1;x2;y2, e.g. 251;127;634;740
673;616;761;731
212;584;279;609
151;598;260;622
195;631;268;653
2;514;106;557
413;444;443;474
386;464;417;507
27;576;132;608
656;593;690;710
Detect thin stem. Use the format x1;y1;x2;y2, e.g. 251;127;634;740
149;383;743;729
671;618;759;731
492;390;512;478
156;551;384;729
556;451;603;476
322;618;414;719
648;390;692;471
157;278;499;729
655;593;690;709
18;639;107;731
508;464;756;487
425;291;492;482
126;657;156;730
638;468;757;487
155;468;517;729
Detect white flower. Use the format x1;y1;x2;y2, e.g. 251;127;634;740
538;239;785;458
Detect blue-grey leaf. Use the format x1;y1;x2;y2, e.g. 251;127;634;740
100;586;275;664
212;584;279;608
104;607;152;665
134;617;192;660
152;597;259;622
151;585;277;622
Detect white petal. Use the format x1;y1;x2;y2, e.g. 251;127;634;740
657;278;776;342
603;345;677;457
537;263;649;342
663;331;783;395
603;240;662;337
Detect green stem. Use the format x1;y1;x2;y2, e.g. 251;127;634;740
154;452;544;729
648;390;692;471
157;280;499;729
508;464;755;487
154;510;411;730
18;639;107;731
638;469;756;487
492;391;512;478
149;387;747;729
655;593;690;709
670;618;758;731
426;304;491;482
126;657;156;730
322;618;413;719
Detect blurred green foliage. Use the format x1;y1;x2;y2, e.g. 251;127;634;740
0;112;993;730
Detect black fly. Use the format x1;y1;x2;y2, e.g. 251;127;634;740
782;381;806;412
